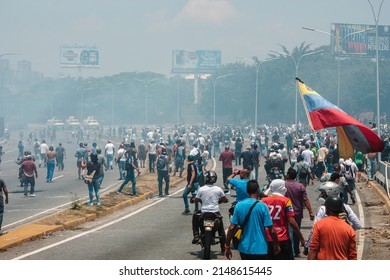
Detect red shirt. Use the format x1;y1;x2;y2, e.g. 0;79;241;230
218;150;235;169
262;195;295;242
21;160;37;177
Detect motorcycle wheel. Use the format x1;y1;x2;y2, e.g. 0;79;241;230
203;231;213;260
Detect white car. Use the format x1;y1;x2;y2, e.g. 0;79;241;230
47;117;65;128
83;116;100;128
66;116;81;128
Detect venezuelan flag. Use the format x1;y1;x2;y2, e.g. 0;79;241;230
296;78;384;159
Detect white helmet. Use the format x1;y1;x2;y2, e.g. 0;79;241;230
316;181;342;205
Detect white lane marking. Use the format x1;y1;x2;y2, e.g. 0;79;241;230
52;175;63;181
13;186;186;260
13;159;215;259
3;181;120;230
355;190;365;260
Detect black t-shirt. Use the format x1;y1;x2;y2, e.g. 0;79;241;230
187;162;198;184
240;151;253;169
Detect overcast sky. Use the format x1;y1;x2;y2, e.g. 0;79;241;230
1;0;389;78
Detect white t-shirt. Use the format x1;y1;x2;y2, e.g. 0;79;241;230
117;148;126;162
40;143;49;154
105;143;115;155
196;184;225;213
301;149;314;167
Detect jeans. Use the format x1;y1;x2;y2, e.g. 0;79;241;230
182;183;199;211
23;177;35;195
106;154;114;169
158;170;170;196
222;167;232;189
342;179;356;204
46;160;55;182
118;170;136;194
289;216;302;256
173;159;184;176
88;180;101;205
367;158;376;179
118;161;125;179
0;200;4;231
56;155;64;170
149;154;156;173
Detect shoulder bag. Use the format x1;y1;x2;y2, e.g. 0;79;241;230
232;200;259;249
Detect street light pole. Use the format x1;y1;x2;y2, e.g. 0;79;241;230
50;91;62;119
135;78;160;126
302;26;374;107
271;49;323;129
368;0;384;138
212;74;233;128
104;81;125;126
81;87;93;122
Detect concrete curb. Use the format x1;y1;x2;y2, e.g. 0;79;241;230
0;176;185;251
367;179;390;214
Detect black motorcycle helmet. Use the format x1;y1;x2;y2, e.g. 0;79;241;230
204;170;217;185
324;196;344;213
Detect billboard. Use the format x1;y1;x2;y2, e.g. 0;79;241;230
172;50;221;73
60;44;99;66
331;23;390;57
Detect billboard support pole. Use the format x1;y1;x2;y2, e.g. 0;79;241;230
194;75;199;104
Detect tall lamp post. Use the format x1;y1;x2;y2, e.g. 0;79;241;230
302;26;374;107
237;56;277;135
104;81;125;126
368;0;384;138
211;74;233;128
271;49;323;129
135;78;160;126
80;87;93;122
50;91;62;119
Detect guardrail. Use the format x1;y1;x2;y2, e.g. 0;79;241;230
376;160;390;199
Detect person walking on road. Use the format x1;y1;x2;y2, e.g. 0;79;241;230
182;155;199;215
46;146;56;182
0;177;9;235
219;146;235;193
285;167;315;257
85;153;102;206
21;155;38;197
308;196;357;260
105;140;115;170
224;180;280;260
117;149;140;196
55;143;66;171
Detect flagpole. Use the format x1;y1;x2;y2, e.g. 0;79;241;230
270;49;323;130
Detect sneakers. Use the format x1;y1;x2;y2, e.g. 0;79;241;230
182;209;191;215
303;247;309;256
192;236;200;244
88;202;94;206
29;194;36;197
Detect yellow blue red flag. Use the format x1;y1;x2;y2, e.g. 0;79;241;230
296;78;384;159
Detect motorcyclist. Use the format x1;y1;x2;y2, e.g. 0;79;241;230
303;178;361;255
264;143;284;181
190;170;229;253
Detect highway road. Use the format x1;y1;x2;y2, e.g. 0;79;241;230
0;129;375;260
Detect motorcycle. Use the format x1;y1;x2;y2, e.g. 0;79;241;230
266;166;284;183
196;212;223;260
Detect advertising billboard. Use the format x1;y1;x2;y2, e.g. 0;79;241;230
331;23;390;57
172;50;221;73
60;44;99;66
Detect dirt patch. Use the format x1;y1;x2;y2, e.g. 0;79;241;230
358;183;390;260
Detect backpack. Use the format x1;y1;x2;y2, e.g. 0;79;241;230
298;163;309;179
157;155;166;170
343;163;354;181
